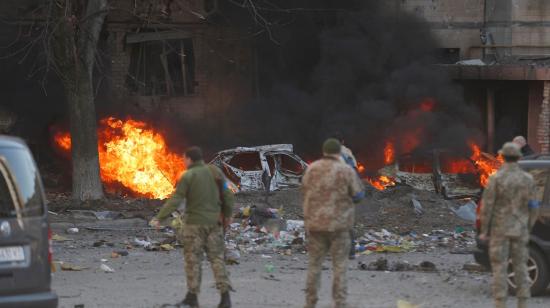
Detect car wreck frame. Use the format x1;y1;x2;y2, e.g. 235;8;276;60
379;149;484;199
210;144;308;192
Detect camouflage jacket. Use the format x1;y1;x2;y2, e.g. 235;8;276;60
302;156;365;232
481;162;537;238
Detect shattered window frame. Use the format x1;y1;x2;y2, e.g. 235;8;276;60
126;36;196;96
275;154;305;175
227;152;263;171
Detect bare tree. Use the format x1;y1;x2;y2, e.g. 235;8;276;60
49;0;108;201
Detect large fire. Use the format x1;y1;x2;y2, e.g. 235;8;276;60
53;117;186;199
361;98;503;191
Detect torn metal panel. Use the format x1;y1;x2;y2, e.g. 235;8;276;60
210;144;308;192
379;149;484;199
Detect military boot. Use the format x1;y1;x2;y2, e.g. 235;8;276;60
494;298;506;308
517;298;527;308
180;292;198;308
218;291;231;308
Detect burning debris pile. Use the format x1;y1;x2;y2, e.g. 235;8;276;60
52;117;186;199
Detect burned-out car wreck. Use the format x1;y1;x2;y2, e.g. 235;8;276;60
378;149;497;199
210;144;308;192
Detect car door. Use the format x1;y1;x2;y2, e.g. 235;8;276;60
220;152;265;191
0;152;50;297
530;165;550;241
265;151;307;189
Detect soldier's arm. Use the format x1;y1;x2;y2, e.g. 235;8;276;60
156;174;189;221
480;176;497;235
348;168;365;203
217;168;235;218
528;178;540;230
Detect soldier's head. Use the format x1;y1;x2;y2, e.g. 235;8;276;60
323;138;342;157
184;146;203;165
512;136;527;148
498;142;522;162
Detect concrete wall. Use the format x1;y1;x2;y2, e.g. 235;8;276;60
395;0;550;59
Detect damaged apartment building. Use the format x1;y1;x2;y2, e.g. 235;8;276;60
0;0;255;141
395;0;550;154
106;0;254;122
0;0;549;158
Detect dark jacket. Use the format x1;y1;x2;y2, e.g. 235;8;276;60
156;161;234;225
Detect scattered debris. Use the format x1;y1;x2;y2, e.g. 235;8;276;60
264;263;275;273
52;234;72;242
93;240;114;248
60;263;88;271
451;200;477;222
261;274;281;281
397;299;419;308
100;263;115;273
358;258;437;272
411;197;424;216
160;244;175;251
463;262;487;273
66;227;79;234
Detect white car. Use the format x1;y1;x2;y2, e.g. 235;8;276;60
210;144;308;192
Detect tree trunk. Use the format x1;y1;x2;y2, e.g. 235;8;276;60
50;0;108;201
66;70;104;200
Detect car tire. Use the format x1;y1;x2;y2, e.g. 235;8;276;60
508;246;550;296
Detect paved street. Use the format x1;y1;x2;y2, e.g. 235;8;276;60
51;225;550;308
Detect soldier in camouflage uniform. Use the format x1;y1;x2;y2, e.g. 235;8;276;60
302;138;365;308
150;146;234;308
480;142;540;308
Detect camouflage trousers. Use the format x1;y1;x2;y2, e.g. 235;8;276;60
489;234;530;300
181;224;232;294
305;230;350;308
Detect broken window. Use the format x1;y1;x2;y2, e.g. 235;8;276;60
126;36;195;96
228;152;262;171
278;154;304;175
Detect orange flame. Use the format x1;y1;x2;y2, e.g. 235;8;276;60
368;176;395;191
384;141;394;164
469;143;503;187
53;131;71;151
53;117;186;199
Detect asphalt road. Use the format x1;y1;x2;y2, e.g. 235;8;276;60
50;223;550;308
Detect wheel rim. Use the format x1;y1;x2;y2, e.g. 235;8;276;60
507;256;538;288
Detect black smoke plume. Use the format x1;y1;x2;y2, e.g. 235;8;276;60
192;0;483;166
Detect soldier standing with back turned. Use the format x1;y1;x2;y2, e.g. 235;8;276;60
480;142;540;308
302;138;365;308
149;146;234;308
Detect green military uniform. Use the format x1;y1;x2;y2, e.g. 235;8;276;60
481;143;539;308
156;160;234;295
301;144;364;308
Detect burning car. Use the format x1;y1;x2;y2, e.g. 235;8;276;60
377;148;500;199
210;144;308;192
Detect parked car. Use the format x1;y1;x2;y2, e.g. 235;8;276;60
210;144;308;192
474;158;550;296
0;136;57;307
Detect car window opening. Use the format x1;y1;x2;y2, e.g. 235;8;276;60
278;154;304;174
228;152;262;171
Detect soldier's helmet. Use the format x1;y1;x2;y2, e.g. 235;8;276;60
498;142;522;158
